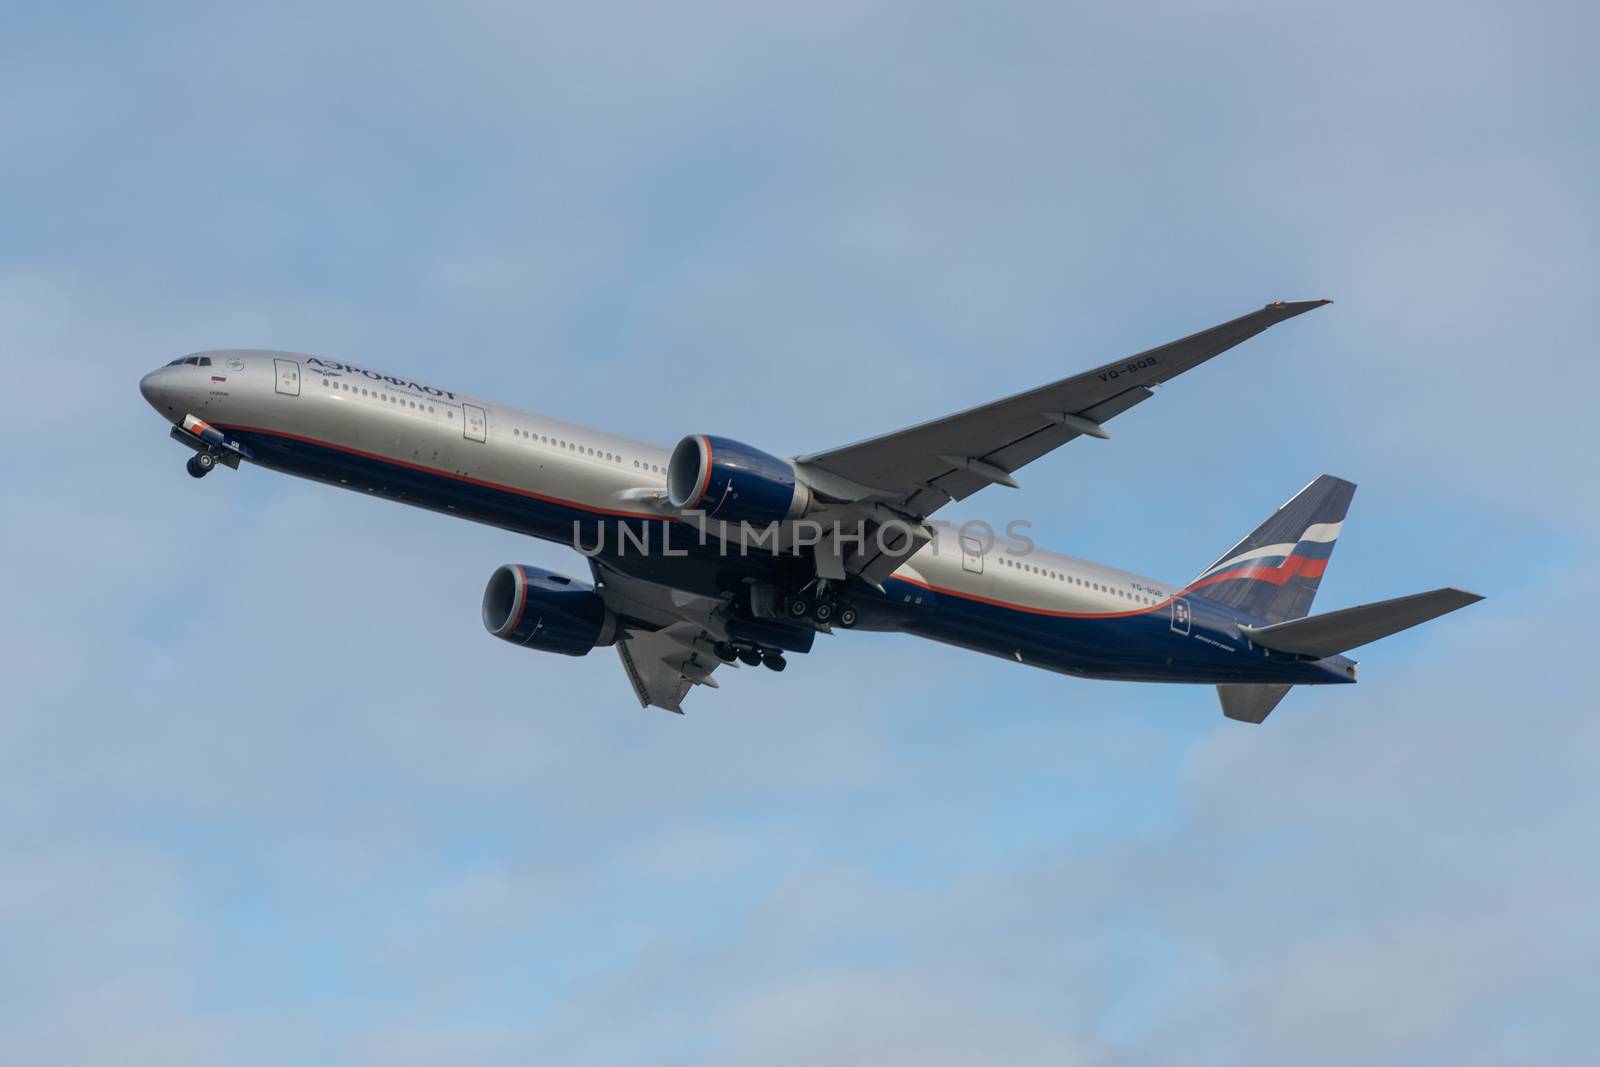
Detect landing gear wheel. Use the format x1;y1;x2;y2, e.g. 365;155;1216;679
186;453;214;479
713;641;737;663
837;605;859;628
763;652;787;672
787;598;810;619
736;646;763;667
812;601;834;623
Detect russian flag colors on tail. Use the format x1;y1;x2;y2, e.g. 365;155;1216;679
1189;475;1357;625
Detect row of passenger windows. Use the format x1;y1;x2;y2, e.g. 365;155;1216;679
508;427;662;473
321;377;449;417
996;555;1163;605
320;376;665;473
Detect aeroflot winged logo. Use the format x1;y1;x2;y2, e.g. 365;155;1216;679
304;357;460;400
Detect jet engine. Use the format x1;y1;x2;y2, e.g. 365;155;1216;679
482;564;617;656
666;434;814;525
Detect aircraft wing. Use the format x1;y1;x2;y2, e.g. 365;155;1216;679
800;300;1330;518
589;561;742;714
615;623;726;714
797;300;1330;586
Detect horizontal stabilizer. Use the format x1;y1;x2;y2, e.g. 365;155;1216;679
1218;684;1292;724
1239;587;1483;658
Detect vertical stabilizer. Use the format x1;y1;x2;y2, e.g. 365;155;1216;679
1190;475;1356;624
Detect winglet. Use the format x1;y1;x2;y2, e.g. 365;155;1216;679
1264;297;1333;320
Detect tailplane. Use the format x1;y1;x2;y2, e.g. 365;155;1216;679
1190;475;1356;625
1239;588;1483;658
1199;477;1483;725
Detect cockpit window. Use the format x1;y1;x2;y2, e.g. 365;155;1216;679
165;355;213;367
197;356;211;366
166;357;188;366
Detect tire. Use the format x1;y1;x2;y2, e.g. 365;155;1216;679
787;598;810;619
186;455;210;479
813;601;834;623
195;450;216;471
837;605;859;628
713;642;737;663
763;653;787;672
736;646;763;667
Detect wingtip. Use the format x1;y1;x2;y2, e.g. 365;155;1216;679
1267;297;1334;314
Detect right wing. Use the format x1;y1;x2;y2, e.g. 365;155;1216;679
615;623;727;714
588;560;760;715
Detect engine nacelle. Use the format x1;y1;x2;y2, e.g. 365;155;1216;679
666;434;813;525
482;564;616;656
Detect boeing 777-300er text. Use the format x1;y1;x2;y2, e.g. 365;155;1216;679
139;300;1480;722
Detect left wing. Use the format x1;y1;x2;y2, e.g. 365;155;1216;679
797;299;1331;586
799;300;1329;516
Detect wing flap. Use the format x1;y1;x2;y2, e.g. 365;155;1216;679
615;625;728;713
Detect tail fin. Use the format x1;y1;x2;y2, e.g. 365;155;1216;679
1190;475;1356;624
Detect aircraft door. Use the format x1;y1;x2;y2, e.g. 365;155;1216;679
273;358;301;396
960;534;984;574
462;403;487;443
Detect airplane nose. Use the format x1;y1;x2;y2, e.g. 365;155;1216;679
139;369;163;409
139;367;179;417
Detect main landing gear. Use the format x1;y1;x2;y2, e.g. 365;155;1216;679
785;591;859;629
713;640;787;672
186;451;217;479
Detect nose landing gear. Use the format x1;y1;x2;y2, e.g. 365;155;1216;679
170;417;245;480
185;451;217;479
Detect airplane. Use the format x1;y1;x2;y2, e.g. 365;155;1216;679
138;299;1481;722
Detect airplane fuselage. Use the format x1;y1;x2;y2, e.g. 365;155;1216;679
138;350;1355;689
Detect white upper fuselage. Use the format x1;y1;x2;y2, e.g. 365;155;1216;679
137;349;1185;616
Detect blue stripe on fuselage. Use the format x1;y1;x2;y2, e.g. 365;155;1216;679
868;576;1355;686
229;424;1355;686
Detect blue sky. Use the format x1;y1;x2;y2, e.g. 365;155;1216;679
2;1;1595;1062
